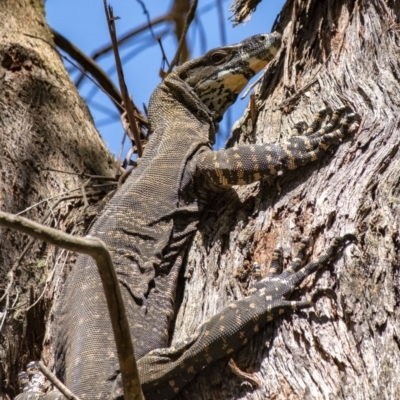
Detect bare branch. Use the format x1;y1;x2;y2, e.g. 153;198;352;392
0;211;143;400
104;2;143;158
169;0;191;64
52;30;148;131
135;0;170;68
167;0;198;73
38;361;81;400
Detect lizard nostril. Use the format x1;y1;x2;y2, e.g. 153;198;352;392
258;36;265;42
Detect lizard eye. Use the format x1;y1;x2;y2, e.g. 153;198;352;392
210;52;226;64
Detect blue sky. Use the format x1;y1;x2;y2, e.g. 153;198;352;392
45;0;285;156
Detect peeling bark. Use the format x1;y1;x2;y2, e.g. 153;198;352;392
175;1;400;399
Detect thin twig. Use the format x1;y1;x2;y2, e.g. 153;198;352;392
60;50;147;128
104;2;143;158
85;14;168;67
81;182;90;209
216;0;231;137
117;129;128;175
0;194;89;306
135;0;170;67
17;190;84;216
0;289;17;333
0;210;143;400
118;165;135;188
0;293;10;333
61;52;148;130
228;358;262;388
41;168;117;181
167;0;198;73
77;0;229;75
75;12;169;87
25;30;146;129
38;361;81;400
60;54;122;111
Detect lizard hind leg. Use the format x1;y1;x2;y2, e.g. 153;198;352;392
266;235;356;319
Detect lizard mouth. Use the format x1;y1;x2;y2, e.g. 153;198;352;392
238;31;282;80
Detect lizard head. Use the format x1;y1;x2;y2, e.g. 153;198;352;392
178;32;282;122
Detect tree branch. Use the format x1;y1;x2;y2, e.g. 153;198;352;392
0;211;143;400
167;0;198;73
104;3;143;158
52;29;148;129
38;361;81;400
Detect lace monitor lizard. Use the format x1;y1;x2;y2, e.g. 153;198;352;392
16;32;357;399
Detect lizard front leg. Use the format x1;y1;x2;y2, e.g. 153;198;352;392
195;108;357;187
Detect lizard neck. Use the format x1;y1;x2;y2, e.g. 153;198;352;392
148;74;219;146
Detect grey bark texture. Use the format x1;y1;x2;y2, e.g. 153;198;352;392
0;0;115;397
173;0;400;399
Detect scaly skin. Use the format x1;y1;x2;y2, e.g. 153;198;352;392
16;32;358;400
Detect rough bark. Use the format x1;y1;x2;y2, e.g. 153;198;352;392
174;1;400;399
0;0;115;397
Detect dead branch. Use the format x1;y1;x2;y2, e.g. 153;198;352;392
38;361;81;400
52;31;148;131
104;2;143;158
167;0;198;73
0;210;143;400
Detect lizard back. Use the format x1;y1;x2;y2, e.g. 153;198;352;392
55;73;218;397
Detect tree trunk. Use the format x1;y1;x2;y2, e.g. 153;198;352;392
0;1;115;397
174;1;400;399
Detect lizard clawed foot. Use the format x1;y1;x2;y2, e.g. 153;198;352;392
15;362;65;400
15;362;47;399
283;107;360;170
305;106;360;141
254;234;357;319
